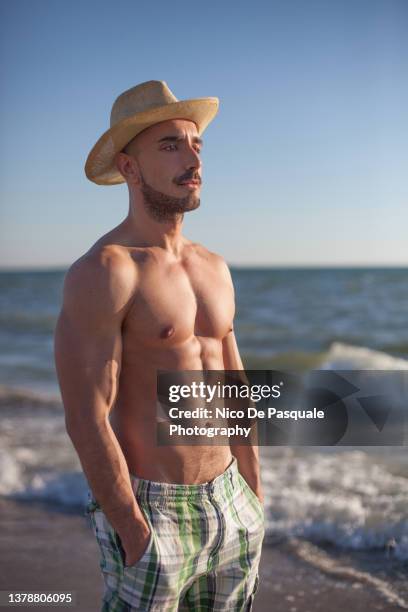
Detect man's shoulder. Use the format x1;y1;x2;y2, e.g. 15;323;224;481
189;241;229;268
189;242;232;282
63;244;137;313
67;243;135;282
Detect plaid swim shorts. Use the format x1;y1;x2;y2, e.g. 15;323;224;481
86;456;265;611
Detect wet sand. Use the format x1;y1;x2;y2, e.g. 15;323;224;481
0;498;405;611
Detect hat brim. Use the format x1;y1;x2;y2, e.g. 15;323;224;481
84;97;219;186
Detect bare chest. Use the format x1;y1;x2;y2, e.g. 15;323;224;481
123;257;235;348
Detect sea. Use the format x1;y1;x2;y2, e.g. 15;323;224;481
1;267;407;603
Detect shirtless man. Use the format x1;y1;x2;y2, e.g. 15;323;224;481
54;81;264;611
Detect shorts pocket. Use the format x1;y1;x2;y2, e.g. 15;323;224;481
86;492;156;571
116;523;154;570
89;508;123;583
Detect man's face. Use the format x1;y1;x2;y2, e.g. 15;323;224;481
122;119;203;221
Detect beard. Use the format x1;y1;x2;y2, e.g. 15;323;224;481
139;173;201;222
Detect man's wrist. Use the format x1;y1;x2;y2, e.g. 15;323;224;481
104;499;147;537
115;509;150;547
256;489;264;505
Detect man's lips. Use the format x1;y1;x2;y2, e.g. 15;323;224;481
178;179;201;188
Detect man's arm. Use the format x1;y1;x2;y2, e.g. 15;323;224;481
222;328;264;504
219;259;264;504
54;246;148;565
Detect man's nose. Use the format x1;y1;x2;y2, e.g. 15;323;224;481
185;146;202;171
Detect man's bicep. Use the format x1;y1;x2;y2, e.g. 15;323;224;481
55;311;122;423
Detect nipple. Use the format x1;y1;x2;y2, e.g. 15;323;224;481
160;325;175;339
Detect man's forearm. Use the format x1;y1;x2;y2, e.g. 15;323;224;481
230;441;263;503
66;416;145;537
222;328;263;503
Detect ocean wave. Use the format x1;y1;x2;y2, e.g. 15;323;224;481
261;449;408;560
2;443;408;562
0;451;87;508
322;342;408;370
243;341;408;372
0;384;62;411
242;349;327;371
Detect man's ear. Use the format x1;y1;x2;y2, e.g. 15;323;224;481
115;152;141;184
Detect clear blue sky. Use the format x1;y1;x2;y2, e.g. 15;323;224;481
0;0;407;268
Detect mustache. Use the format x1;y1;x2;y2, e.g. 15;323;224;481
175;173;201;184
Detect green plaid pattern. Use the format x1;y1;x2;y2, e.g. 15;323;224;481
86;456;264;611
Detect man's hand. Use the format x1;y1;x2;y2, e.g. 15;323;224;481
118;519;151;567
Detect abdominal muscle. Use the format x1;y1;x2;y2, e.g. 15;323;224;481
110;333;233;485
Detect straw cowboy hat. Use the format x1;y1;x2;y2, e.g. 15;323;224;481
85;80;219;185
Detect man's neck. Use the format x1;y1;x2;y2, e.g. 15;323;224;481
123;204;186;257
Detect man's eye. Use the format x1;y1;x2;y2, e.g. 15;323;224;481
162;144;201;153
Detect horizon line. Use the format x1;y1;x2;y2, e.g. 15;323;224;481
0;263;407;273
